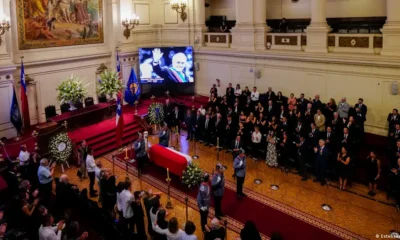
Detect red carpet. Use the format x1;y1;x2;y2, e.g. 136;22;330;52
111;149;364;240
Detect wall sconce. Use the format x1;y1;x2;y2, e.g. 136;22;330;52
171;0;187;22
121;14;139;39
0;16;10;45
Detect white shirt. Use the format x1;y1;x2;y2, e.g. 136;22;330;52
252;132;262;143
149;207;159;226
119;189;134;218
19;150;30;166
153;226;184;240
116;192;122;211
251;91;259;101
86;154;96;173
180;232;198;240
38;225;61;240
235;88;242;96
94;166;101;182
198;108;206;115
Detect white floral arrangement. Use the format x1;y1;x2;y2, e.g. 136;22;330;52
182;162;203;189
97;70;123;97
56;76;89;104
49;132;72;163
148;102;165;125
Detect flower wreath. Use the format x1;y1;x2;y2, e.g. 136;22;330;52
148;102;164;125
182;162;203;189
49;132;72;163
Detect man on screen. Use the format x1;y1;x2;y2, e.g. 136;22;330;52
152;48;191;83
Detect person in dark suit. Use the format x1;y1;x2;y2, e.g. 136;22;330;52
231;135;244;159
265;87;276;102
171;106;182;134
203;114;214;145
388;109;400;137
194;110;204;141
355;98;368;117
340;127;352;150
296;93;308;113
224;115;236;149
233;98;241;115
151;48;192;83
210;84;218;97
314;139;330;186
184;109;194;140
279;132;292;173
158;125;170;147
312;94;323;113
330;112;343;135
308;123;320;147
296;136;309;181
163;99;174;127
215;113;225;145
280;116;291;136
294;120;307;141
134;133;147;175
226;83;235;105
354;107;366;136
266;100;276;120
303;103;314;127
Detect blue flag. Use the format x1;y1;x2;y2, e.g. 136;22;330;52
124;67;141;105
10;87;22;133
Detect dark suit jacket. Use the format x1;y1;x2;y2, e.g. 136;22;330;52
153;64;190;83
355;103;368;116
203;117;215;133
231;140;244;157
266;91;276;102
297;98;309;112
297;140;310;158
215;118;225;138
312;99;323;112
324;132;336;150
315;146;330;168
388;114;400;132
226;87;234;99
308;129;320;146
266;105;277;119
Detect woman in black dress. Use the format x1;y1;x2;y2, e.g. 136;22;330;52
366;150;381;196
279;132;291;173
337;146;351;190
100;170;116;219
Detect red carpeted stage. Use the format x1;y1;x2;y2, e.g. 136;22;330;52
109;150;365;240
0;95;209;159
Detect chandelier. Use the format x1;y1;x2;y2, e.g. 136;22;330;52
171;0;187;22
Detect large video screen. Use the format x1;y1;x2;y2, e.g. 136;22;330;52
139;46;194;84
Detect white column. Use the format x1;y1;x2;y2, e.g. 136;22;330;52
254;0;270;50
231;0;256;51
381;0;400;56
194;0;206;46
305;0;330;53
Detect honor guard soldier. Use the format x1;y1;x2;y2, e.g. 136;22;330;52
158;124;169;147
233;149;247;199
212;163;225;219
197;173;211;232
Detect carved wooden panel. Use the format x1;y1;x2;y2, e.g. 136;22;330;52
229;34;232;44
205;34;208;43
338;37;369;48
373;36;383;48
274;36;298;46
328;36;335;47
210;35;227;43
266;35;272;49
301;36;307;46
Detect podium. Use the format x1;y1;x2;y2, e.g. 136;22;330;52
35;122;66;156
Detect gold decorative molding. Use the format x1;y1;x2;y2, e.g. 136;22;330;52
373;36;383;48
328;36;335;47
274;36;298;46
210;35;227;43
338;37;369;48
96;63;108;74
301;36;307;46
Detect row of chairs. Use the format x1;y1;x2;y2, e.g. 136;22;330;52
45;97;102;120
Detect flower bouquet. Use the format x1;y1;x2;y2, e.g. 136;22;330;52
56;76;88;110
97;70;123;100
182;162;203;189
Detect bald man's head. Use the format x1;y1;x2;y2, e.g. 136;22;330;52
172;53;187;72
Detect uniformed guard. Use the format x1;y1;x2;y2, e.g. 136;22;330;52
133;132;146;175
158;123;169;147
197;173;211;232
211;163;225;219
233;149;247;199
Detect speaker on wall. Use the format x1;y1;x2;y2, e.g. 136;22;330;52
254;70;261;79
195;62;200;71
391;82;398;95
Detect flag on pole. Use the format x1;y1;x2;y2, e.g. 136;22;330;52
115;51;124;146
20;60;30;131
10;87;22;133
124;67;141;105
116;92;124;146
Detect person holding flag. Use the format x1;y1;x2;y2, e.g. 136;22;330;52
124;67;141;105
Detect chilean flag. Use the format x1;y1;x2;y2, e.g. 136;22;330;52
20;60;30;131
115;51;124;146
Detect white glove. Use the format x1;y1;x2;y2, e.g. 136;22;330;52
200;207;207;211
